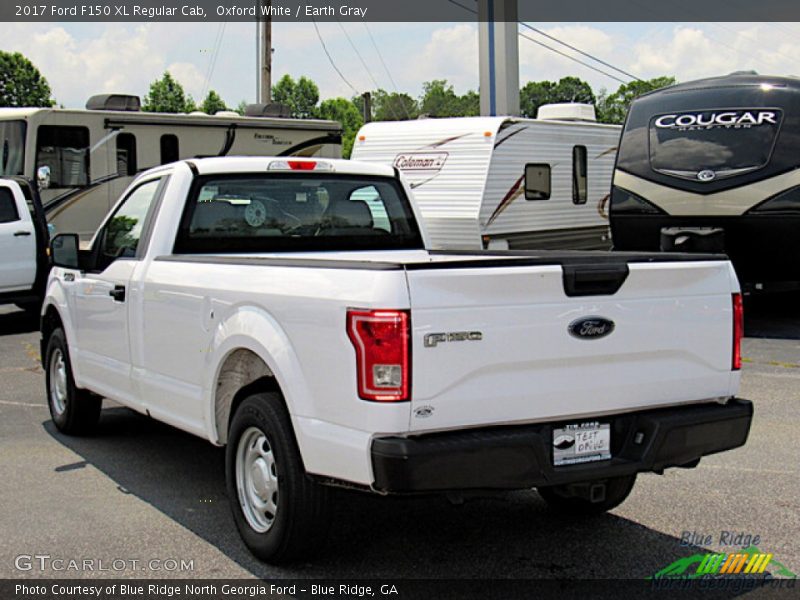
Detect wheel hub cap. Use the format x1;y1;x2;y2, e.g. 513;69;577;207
236;426;279;533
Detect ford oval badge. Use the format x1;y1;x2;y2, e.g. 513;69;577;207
568;316;615;340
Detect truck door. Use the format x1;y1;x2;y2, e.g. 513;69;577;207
0;180;36;294
71;177;165;407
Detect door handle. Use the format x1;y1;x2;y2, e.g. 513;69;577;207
13;230;31;237
109;285;126;302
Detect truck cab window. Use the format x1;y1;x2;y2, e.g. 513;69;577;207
573;145;588;204
36;126;89;188
0;188;20;223
161;134;179;165
349;186;391;231
176;175;423;253
116;133;137;176
101;179;161;261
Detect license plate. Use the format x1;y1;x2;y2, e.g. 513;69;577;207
552;422;611;466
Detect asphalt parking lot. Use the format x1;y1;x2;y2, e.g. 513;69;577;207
0;294;798;585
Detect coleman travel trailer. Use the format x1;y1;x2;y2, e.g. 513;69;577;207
351;104;620;250
0;94;341;240
610;72;800;292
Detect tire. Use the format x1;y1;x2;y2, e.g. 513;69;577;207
225;392;331;563
45;328;102;435
537;474;636;516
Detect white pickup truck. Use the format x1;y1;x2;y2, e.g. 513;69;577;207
0;177;50;311
41;157;752;563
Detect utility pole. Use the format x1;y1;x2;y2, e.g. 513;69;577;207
362;92;371;123
258;0;272;104
478;0;520;116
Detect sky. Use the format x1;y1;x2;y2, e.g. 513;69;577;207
3;21;800;109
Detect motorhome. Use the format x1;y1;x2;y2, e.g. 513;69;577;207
351;105;620;250
610;72;800;291
0;94;341;240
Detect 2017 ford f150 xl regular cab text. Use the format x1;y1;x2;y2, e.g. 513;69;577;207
40;157;752;563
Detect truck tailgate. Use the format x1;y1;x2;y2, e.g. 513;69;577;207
406;257;738;432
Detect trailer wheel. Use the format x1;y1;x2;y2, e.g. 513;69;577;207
45;328;102;435
537;474;636;516
226;392;331;563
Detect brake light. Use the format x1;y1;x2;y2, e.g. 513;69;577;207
346;309;410;401
267;159;334;171
732;293;744;370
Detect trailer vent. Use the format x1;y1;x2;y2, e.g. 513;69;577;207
537;103;596;122
85;94;141;112
244;103;292;118
215;111;241;118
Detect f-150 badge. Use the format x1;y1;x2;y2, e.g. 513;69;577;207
423;331;483;348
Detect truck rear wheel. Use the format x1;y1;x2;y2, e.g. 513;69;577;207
225;392;331;563
45;328;102;435
537;474;636;516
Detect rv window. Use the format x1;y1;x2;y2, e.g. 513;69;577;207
0;121;26;177
572;145;588;204
525;163;551;200
161;135;179;165
36;126;89;188
0;188;20;223
116;133;137;176
649;109;782;177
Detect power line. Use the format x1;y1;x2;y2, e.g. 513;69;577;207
202;22;227;101
445;0;634;86
363;23;414;120
337;21;404;121
312;20;360;96
517;32;629;85
518;22;642;82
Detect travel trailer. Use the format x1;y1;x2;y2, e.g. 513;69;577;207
610;72;800;291
0;94;341;240
351;105;620;250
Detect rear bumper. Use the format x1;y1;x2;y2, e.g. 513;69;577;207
371;399;753;493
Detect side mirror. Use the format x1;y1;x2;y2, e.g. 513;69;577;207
37;165;51;190
524;163;551;201
50;233;80;269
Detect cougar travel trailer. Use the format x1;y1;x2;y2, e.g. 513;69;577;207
0;94;341;240
609;72;800;291
350;105;620;250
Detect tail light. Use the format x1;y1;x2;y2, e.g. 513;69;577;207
732;293;743;370
347;309;410;401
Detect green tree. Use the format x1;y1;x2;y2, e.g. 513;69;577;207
457;90;480;117
597;76;676;124
0;51;54;107
235;100;248;116
319;97;363;158
200;90;227;114
519;80;556;118
142;72;195;113
372;89;418;121
520;76;595;118
272;74;320;118
420;80;462;117
553;76;595;104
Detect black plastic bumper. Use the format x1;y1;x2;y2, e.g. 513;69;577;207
371;399;753;493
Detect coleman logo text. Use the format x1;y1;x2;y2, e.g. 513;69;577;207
393;152;448;172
